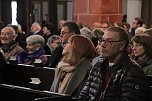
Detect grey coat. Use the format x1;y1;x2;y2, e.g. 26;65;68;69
143;59;152;75
50;58;92;97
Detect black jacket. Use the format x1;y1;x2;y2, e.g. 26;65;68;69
79;53;148;101
46;45;63;68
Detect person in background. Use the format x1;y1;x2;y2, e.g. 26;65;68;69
135;27;146;36
100;21;111;32
92;22;101;29
131;17;144;38
7;24;27;50
47;21;80;68
42;23;55;43
91;28;104;47
17;35;47;65
130;34;152;75
18;24;26;34
47;35;61;54
79;26;148;101
0;27;24;61
42;23;55;55
30;22;43;36
58;19;66;35
91;31;104;67
16;24;27;49
50;35;97;97
143;28;152;36
121;22;132;42
122;22;130;33
80;27;92;40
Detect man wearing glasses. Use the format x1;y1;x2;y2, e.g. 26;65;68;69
79;26;148;101
47;21;80;68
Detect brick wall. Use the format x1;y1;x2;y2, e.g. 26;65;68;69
74;0;122;28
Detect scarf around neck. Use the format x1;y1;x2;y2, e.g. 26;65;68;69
53;58;86;94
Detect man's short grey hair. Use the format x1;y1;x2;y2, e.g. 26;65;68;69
26;35;44;46
106;26;129;49
47;35;61;44
80;27;92;39
32;22;42;30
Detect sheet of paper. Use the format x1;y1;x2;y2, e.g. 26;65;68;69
29;78;41;84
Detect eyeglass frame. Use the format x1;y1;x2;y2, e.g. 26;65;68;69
60;31;70;35
52;41;61;45
98;38;123;46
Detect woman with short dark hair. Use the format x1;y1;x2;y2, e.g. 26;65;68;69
131;34;152;75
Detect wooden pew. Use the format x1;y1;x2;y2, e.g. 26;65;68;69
1;63;55;91
0;84;72;101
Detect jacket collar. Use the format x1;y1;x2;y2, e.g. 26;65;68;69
101;51;130;74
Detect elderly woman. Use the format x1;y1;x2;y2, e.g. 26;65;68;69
17;35;47;65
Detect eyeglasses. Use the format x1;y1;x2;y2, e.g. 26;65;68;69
60;31;69;35
99;39;122;46
53;41;61;45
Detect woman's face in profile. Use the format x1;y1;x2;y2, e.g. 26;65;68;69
132;41;145;57
26;42;38;54
62;41;73;56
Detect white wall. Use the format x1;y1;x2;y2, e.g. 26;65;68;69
67;1;73;21
127;0;142;28
123;0;127;15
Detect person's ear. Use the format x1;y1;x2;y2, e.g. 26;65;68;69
13;34;17;40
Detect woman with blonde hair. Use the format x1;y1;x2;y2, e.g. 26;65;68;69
50;35;97;97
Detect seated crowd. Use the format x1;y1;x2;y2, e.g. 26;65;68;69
0;18;152;101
